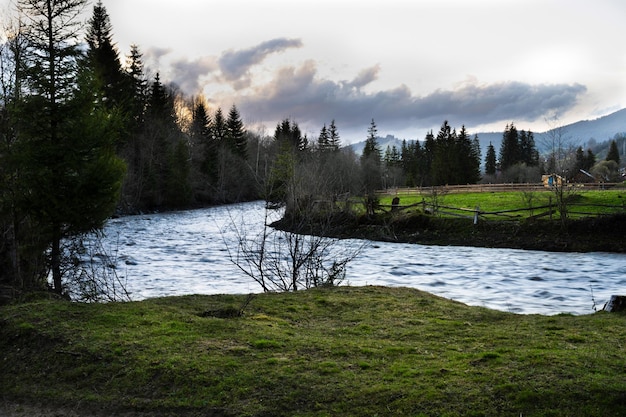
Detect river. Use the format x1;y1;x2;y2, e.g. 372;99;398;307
100;201;626;315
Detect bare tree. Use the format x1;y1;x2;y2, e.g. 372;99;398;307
541;116;580;227
225;202;362;293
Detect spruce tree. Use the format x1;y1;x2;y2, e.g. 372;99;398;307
328;119;341;151
431;120;455;185
499;123;520;171
485;142;497;176
360;119;382;209
212;107;227;143
84;1;128;111
361;119;381;163
606;140;620;164
16;0;125;294
226;104;247;159
317;124;329;152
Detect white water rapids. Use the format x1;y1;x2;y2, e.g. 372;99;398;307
100;201;626;315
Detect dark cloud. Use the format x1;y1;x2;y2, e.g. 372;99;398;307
169;57;218;94
144;46;173;68
236;61;587;139
346;65;380;89
218;38;303;88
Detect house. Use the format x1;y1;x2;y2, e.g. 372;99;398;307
542;174;564;187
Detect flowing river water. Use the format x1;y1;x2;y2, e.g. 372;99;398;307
100;201;626;315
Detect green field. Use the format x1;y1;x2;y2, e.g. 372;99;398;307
379;189;626;220
2;287;626;416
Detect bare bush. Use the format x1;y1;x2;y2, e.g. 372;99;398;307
225;203;362;292
61;232;131;302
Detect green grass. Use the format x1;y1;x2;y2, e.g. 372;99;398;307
379;189;626;220
2;286;626;416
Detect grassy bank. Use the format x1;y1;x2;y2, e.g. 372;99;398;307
2;286;626;416
282;189;626;253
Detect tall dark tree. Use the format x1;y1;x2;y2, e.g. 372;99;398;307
225;104;247;159
84;1;128;110
485;142;497;176
431;120;456;185
317;123;330;152
268;118;305;207
400;139;424;187
499;123;520;171
519;130;539;166
188;98;216;201
455;126;481;184
328;119;341;151
274;118;305;151
139;74;190;208
16;0;125;294
125;44;148;124
361;119;381;163
422;130;435;186
360;119;382;209
212;107;227;143
606;140;620;164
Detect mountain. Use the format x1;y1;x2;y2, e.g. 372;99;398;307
476;108;626;155
348;108;626;158
349;134;405;156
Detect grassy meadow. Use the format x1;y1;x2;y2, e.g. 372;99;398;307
2;286;626;416
378;188;626;220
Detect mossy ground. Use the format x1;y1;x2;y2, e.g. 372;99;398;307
2;286;626;416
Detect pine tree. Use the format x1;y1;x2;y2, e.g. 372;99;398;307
421;131;433;184
226;104;247;159
499;123;520;171
361;119;381;163
190;99;216;185
431;120;455;185
360;119;382;208
84;1;128;110
485;142;497;176
212;107;227;143
140;74;190;208
453;126;479;184
317;124;330;152
16;0;125;294
125;44;148;122
575;146;585;171
584;149;596;170
519;130;539;166
606;140;620;164
274;118;305;151
328;119;341;151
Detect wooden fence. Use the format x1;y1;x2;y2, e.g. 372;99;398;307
378;198;625;223
379;182;624;195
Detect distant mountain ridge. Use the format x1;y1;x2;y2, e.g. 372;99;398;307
349;108;626;157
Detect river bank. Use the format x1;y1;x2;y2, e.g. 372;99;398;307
274;211;626;253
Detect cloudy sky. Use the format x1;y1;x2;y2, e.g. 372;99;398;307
5;0;626;143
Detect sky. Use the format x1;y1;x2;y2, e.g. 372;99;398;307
4;0;626;143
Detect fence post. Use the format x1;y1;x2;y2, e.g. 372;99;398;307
549;196;552;220
474;206;480;225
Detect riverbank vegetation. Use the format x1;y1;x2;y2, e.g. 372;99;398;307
272;188;626;253
2;286;626;416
